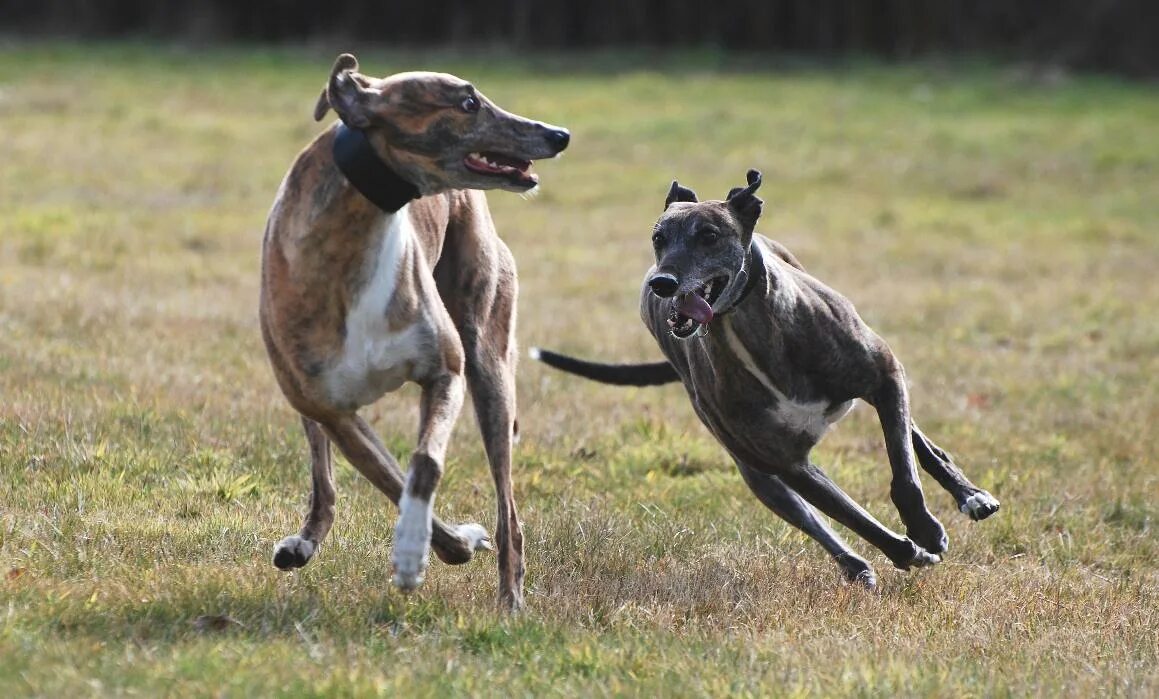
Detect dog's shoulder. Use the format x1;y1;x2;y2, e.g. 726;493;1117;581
755;235;807;273
754;236;866;331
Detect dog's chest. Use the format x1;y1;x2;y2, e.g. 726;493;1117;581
700;321;853;443
324;211;436;408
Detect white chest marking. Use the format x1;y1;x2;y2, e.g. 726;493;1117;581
720;322;852;441
326;208;431;407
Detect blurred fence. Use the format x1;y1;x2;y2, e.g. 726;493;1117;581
2;0;1156;76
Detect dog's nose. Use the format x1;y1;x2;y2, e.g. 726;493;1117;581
648;273;679;298
546;128;570;151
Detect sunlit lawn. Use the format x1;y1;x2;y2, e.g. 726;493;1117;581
1;43;1156;696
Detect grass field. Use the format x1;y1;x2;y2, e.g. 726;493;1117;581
1;42;1157;696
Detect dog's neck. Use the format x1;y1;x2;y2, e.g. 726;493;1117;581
332;123;421;213
716;240;764;317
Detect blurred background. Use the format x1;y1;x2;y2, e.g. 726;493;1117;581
2;0;1157;77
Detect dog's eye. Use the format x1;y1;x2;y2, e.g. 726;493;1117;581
699;229;719;245
651;232;665;248
461;95;480;113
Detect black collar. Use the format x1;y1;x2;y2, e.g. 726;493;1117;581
332;123;420;213
717;240;763;316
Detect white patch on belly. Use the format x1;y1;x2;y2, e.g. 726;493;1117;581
721;322;852;441
325;207;432;407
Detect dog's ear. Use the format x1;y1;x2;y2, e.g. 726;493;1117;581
313;87;331;121
727;169;763;232
664;180;699;210
318;53;373;128
726;169;762;200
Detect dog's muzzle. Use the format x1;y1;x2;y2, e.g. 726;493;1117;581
663;275;728;339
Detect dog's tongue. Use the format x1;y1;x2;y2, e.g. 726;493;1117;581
676;293;714;325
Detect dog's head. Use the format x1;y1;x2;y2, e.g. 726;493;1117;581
315;54;570;195
648;169;763;339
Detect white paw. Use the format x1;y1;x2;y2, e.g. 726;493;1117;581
960;491;1001;521
272;535;316;570
456;523;493;552
391;493;433;591
910;549;942;568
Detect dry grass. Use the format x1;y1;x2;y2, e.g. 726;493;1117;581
1;43;1157;696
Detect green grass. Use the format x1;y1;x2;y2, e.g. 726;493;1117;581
2;42;1157;697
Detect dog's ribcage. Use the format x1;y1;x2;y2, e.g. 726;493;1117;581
719;321;854;441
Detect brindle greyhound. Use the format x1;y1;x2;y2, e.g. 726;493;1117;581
532;170;999;588
260;54;569;609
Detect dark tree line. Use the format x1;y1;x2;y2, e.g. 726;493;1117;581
2;0;1156;77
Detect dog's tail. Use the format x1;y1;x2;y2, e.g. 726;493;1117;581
529;347;679;386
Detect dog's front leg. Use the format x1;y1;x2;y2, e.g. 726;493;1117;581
320;412;490;568
735;461;876;588
778;461;941;570
272;416;335;570
391;368;477;591
870;370;949;555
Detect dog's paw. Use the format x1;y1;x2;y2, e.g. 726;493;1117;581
907;516;949;555
891;540;942;571
498;587;526;613
272;535;316;570
391;495;433;591
456;523;492;552
834;552;877;590
961;491;1001;521
391;534;431;591
906;547;942;569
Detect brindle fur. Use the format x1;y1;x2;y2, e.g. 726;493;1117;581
534;170;999;588
261;54;568;610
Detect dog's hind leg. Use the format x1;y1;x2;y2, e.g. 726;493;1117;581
911;424;1000;521
736;461;876;588
273;416;336;570
778;461;941;571
868;371;949;555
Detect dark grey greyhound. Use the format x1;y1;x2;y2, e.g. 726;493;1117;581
533;170;999;587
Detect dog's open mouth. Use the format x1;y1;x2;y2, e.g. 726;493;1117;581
666;275;728;339
464;152;537;188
